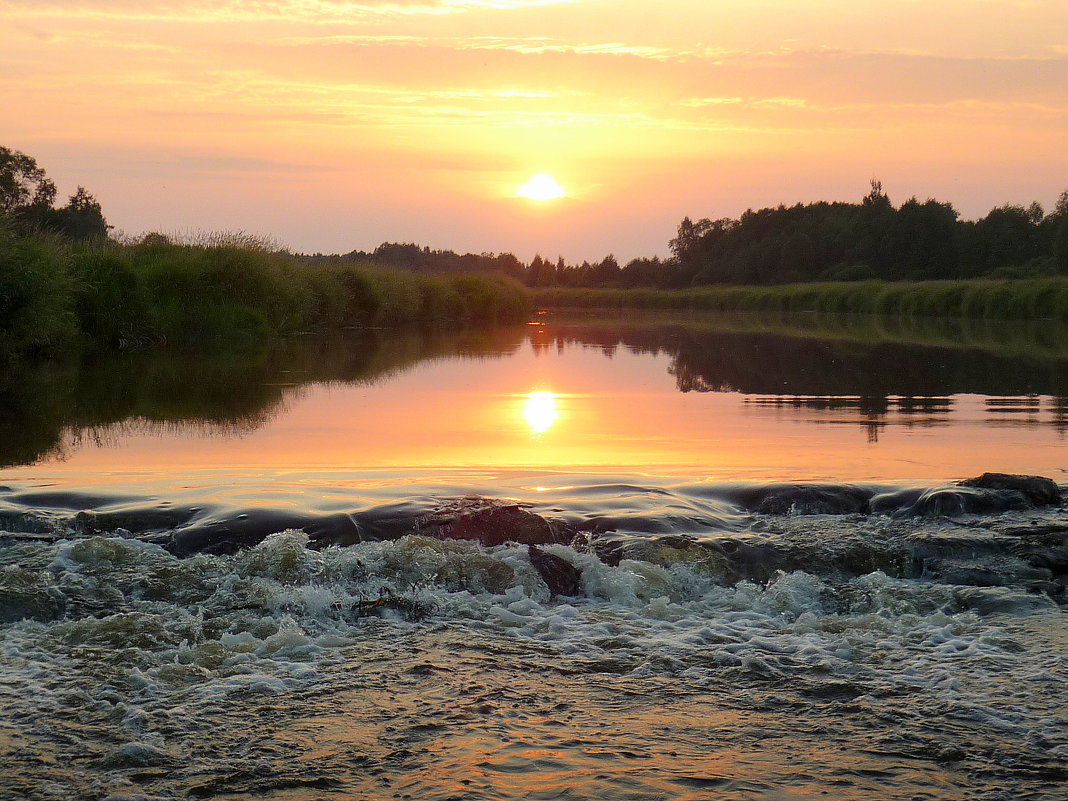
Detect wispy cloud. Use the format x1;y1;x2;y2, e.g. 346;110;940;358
0;0;573;21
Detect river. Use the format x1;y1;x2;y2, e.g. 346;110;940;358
1;311;1066;800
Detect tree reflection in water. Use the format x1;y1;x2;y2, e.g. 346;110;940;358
3;312;1066;467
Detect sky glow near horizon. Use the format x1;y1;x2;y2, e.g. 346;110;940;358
3;0;1067;261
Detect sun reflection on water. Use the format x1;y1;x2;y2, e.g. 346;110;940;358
523;391;558;437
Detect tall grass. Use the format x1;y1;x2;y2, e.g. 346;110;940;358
0;229;531;360
533;278;1068;321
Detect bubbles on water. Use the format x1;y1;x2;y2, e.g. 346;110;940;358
1;526;1066;798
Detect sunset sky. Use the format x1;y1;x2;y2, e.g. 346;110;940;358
3;0;1067;261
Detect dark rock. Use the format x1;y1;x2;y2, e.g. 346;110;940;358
1000;523;1068;538
166;496;572;556
905;487;1031;517
101;742;172;768
732;484;872;515
0;575;66;623
869;487;926;515
74;506;199;536
570;531;625;566
950;586;1057;615
704;536;786;582
958;473;1062;506
170;511;360;556
528;545;582;597
421;497;571;547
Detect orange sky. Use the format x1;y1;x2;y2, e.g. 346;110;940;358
3;0;1067;261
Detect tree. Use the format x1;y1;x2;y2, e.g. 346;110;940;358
0;146;56;213
591;254;621;286
1;146;59;234
1;146;110;240
862;178;892;211
891;198;961;279
1055;216;1068;274
973;204;1041;273
669;216;712;262
527;255;556;287
620;256;665;288
1055;189;1068;218
52;186;109;241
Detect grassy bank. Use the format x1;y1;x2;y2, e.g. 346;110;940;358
0;230;530;361
533;278;1068;322
540;307;1068;362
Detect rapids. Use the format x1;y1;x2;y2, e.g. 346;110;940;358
1;473;1066;800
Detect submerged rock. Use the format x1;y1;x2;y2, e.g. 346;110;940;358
958;473;1062;507
528;544;582;597
421;497;572;547
0;568;66;623
164;496;575;556
907;487;1032;517
74;506;199;536
101;742;172;768
729;484;873;515
171;511;360;556
870;474;1063;517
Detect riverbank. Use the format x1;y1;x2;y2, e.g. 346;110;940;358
533;277;1068;321
537;307;1068;361
0;230;530;362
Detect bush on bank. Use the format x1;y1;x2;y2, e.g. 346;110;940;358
0;229;532;360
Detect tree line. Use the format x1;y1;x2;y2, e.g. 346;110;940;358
525;181;1068;289
299;242;527;282
5;143;1067;288
315;182;1068;288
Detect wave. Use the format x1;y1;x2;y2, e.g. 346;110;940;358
2;472;1063;605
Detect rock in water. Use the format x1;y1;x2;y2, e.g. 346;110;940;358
528;545;582;597
731;484;872;515
422;497;570;547
958;473;1062;507
908;487;1031;516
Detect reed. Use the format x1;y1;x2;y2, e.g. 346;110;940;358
533;278;1068;321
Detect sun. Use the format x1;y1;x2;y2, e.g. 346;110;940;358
523;391;558;436
516;173;565;202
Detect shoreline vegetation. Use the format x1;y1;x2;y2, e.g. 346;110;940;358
532;277;1068;322
541;307;1068;361
4;145;1068;363
0;226;531;362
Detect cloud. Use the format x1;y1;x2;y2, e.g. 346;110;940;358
0;0;573;21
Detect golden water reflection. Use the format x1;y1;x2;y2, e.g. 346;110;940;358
2;317;1068;483
522;392;558;437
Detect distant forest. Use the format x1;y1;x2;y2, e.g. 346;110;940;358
4;143;1067;289
303;181;1068;288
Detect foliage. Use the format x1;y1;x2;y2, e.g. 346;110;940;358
0;229;532;362
532;277;1068;322
303;242;527;282
0;147;108;241
518;182;1068;290
0;147;56;212
0;229;77;361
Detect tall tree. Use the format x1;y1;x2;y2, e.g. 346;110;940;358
52;186;109;241
1055;214;1068;275
1;146;58;233
0;146;56;213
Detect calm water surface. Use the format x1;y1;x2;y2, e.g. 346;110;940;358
1;312;1066;801
1;312;1065;486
